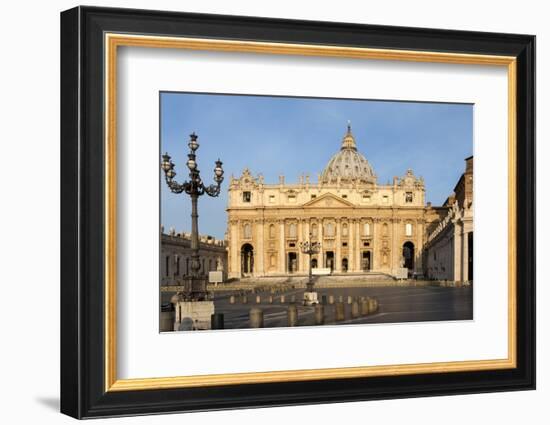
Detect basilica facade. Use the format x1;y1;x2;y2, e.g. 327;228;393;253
226;124;456;280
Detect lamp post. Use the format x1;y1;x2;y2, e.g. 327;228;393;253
161;132;224;301
300;233;321;293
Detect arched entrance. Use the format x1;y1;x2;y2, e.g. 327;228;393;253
241;243;254;276
342;258;348;272
311;258;318;269
402;241;415;270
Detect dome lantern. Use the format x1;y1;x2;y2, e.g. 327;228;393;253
341;120;357;150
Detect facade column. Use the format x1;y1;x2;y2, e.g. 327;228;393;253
279;220;286;274
391;218;399;274
355;219;361;272
335;218;342;272
318;218;324;267
370;218;381;271
229;220;239;278
453;221;463;282
256;219;264;276
303;219;310;272
416;219;424;275
349;219;355;272
297;219;303;272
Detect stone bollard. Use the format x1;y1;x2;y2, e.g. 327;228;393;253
373;298;379;313
280;295;285;303
338;295;344;303
351;301;360;318
287;304;298;327
242;295;248;304
229;295;235;304
211;313;224;329
290;295;296;303
335;302;345;321
328;295;335;305
249;308;264;328
314;304;325;325
256;295;261;304
368;297;376;314
321;295;327;305
347;295;353;305
268;295;273;304
361;300;370;316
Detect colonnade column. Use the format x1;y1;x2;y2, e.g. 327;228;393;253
462;228;469;282
453;220;463;282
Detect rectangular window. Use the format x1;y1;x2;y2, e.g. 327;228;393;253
269;194;275;203
405;192;413;203
288;194;296;203
342;194;348;199
311;194;317;199
383;195;389;204
243;191;251;202
362;194;371;203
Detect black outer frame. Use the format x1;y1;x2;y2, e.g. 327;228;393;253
60;6;535;419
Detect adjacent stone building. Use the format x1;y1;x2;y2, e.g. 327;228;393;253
424;156;474;282
225;124;454;280
160;227;227;287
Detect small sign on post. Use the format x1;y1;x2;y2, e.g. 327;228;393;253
208;270;224;286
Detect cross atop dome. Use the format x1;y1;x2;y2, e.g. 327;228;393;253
341;120;357;150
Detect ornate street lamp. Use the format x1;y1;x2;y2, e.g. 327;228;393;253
161;132;224;301
300;233;321;294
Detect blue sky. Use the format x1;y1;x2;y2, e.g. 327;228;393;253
160;92;473;239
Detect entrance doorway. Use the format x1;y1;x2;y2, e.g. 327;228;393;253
402;241;415;270
362;251;371;271
311;258;318;269
342;257;348;272
287;252;298;273
325;251;334;271
241;243;254;275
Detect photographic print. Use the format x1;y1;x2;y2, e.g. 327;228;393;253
159;93;474;332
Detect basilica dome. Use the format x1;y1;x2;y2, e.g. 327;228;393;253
320;123;376;184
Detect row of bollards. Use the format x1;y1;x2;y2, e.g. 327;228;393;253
231;293;378;307
244;296;379;328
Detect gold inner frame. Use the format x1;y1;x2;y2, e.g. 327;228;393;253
104;33;517;392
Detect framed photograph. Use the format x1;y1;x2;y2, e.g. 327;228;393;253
60;6;535;419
